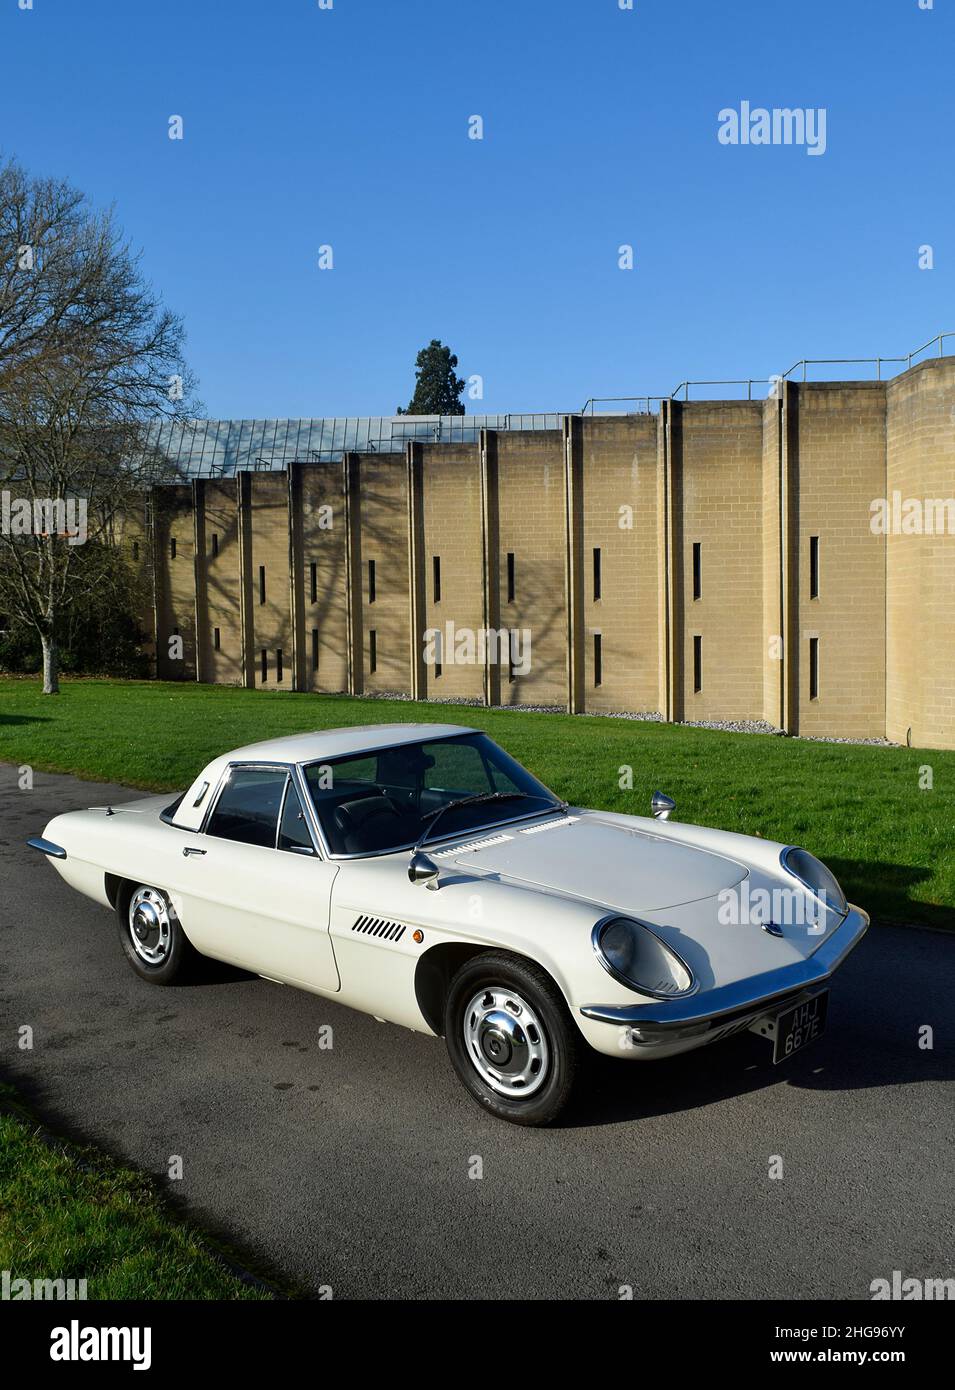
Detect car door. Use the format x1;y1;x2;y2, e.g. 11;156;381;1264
175;763;341;991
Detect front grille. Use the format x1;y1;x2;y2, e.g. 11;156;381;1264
351;914;406;943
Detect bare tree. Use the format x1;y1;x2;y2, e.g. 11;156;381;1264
0;157;197;692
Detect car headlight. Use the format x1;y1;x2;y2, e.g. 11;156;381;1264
781;846;847;916
592;917;696;999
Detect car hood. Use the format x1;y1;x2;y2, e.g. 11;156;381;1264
445;813;747;912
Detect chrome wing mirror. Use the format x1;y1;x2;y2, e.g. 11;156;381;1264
408;850;440;890
651;791;676;821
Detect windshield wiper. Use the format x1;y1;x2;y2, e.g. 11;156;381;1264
415;791;563;850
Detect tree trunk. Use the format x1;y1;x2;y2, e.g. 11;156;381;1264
40;632;60;695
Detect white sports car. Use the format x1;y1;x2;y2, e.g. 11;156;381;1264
29;722;868;1125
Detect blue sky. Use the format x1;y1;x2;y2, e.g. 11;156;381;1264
1;0;951;418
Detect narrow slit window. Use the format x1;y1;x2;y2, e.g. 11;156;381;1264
259;565;266;605
434;628;443;678
593;548;602;601
594;633;602;687
368;559;376;604
809;536;819;600
433;555;441;603
506;552;515;604
692;542;702;601
508;631;515;684
211;533;219;558
213;627;220;651
369;629;377;673
311;627;319;672
310;562;317;604
132;541;140;562
261;648;268;682
170;537;177;559
693;635;702;693
276;649;284;683
809;637;819;700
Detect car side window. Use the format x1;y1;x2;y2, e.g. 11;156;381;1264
278;779;315;855
205;767;287;848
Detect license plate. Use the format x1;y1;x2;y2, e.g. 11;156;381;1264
773;990;829;1064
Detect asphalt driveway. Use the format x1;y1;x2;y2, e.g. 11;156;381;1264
2;764;953;1299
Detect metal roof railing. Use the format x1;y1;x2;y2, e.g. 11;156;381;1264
668;379;767;402
780;331;954;382
581;330;954;413
580;395;667;415
139;333;953;481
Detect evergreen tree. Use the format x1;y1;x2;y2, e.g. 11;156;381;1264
397;340;466;415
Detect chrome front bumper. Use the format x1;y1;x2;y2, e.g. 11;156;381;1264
579;904;869;1048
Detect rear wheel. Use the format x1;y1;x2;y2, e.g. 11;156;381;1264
444;952;581;1126
117;883;197;985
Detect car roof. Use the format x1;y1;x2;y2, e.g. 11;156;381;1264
171;723;482;833
226;722;480;766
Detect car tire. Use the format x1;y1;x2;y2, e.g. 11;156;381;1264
444;951;581;1126
116;883;198;985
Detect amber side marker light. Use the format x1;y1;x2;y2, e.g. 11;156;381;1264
412;930;424;944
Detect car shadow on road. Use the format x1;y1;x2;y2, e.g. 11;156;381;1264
186;957;256;986
562;926;954;1129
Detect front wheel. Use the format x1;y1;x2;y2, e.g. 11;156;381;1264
444;952;581;1126
117;883;197;985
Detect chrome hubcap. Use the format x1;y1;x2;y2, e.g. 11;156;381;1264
464;987;549;1097
128;887;171;966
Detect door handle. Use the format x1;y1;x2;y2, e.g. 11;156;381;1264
182;846;207;857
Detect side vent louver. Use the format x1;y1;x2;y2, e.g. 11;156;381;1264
519;811;578;834
433;833;512;858
352;914;406;943
520;816;579;835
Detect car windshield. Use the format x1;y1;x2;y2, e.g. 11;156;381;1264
303;732;562;856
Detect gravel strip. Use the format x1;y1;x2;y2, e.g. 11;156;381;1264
337;690;897;746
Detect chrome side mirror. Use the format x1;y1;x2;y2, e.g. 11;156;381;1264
651;791;676;821
408;850;440;890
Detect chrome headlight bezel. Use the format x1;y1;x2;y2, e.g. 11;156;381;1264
592;916;698;1000
780;846;848;918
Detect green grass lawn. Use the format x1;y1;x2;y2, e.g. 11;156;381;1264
1;676;952;929
0;1085;282;1299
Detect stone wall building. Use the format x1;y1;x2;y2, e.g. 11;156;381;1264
134;357;955;750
